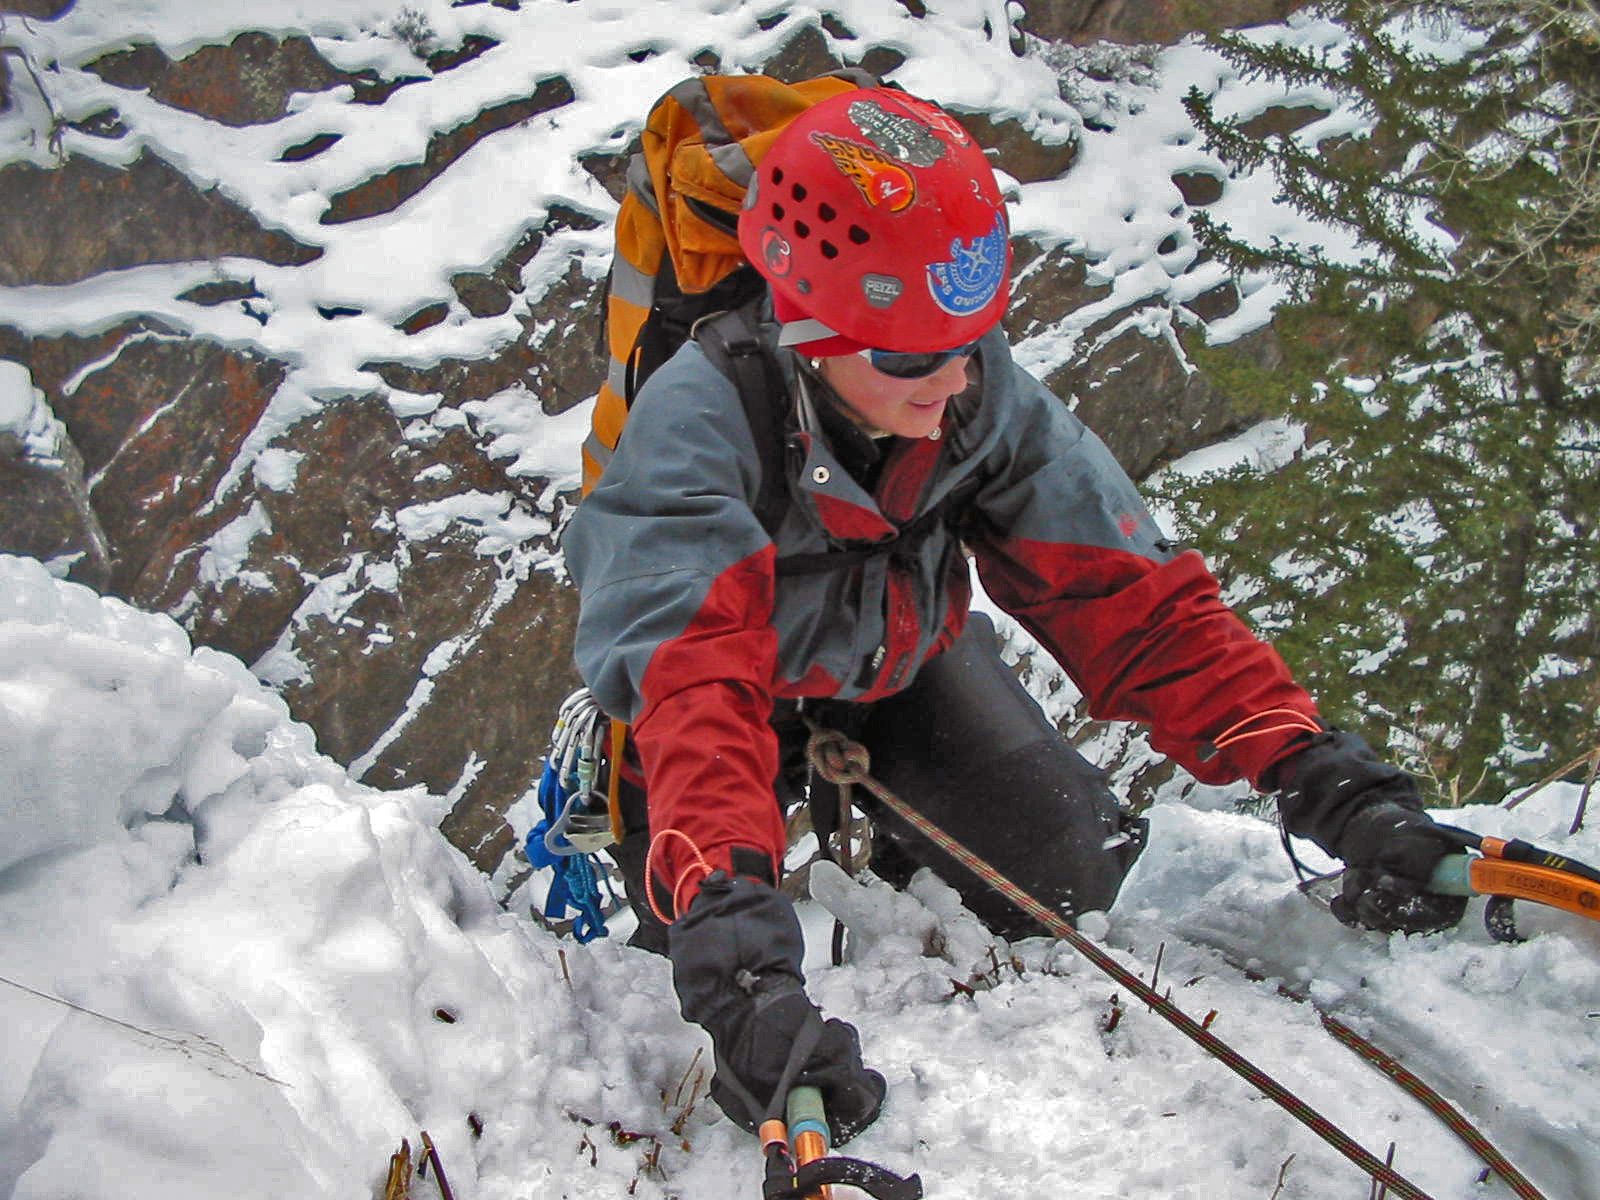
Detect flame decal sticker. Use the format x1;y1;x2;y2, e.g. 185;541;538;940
810;132;916;212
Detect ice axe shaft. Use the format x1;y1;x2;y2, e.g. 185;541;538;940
759;1088;923;1200
787;1087;833;1200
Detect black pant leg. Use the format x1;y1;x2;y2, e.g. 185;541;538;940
855;613;1146;938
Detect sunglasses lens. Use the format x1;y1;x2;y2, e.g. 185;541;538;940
867;341;981;380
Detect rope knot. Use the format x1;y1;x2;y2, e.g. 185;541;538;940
805;727;871;786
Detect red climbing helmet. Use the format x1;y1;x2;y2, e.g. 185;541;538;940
738;87;1012;355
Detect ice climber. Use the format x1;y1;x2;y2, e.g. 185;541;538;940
561;86;1469;1146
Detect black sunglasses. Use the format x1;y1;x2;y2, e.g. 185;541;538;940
860;339;983;380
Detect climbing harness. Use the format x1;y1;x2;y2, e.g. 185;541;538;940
524;688;618;943
802;725;1550;1200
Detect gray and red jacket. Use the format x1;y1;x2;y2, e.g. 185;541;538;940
563;320;1320;908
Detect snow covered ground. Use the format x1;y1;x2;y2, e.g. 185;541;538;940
4;552;1598;1199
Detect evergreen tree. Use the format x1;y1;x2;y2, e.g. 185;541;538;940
1162;0;1600;802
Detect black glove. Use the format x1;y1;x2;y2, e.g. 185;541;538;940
668;870;886;1143
1273;731;1468;935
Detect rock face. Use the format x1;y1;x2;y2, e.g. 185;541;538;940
1016;0;1311;45
0;7;1316;874
0;362;110;588
0;152;321;286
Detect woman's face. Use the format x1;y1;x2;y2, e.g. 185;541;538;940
817;350;974;440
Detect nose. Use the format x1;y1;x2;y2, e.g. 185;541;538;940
928;350;972;395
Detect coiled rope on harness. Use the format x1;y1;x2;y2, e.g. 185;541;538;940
802;724;1549;1200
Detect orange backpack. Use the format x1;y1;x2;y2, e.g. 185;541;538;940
583;69;877;495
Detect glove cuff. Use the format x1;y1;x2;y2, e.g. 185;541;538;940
1273;729;1422;857
668;872;806;1030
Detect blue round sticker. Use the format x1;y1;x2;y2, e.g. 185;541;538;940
926;215;1007;317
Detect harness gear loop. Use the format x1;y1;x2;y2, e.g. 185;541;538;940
805;723;873;965
798;724;1547;1200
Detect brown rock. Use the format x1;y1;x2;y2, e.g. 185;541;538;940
1018;0;1312;46
1173;170;1225;207
399;302;451;335
1002;240;1114;342
48;335;286;595
762;21;847;82
372;261;603;418
173;392;580;871
367;567;582;869
87;34;351;126
1184;279;1242;324
452;273;513;318
1237;102;1330;141
279;133;342;163
0;0;75;20
959;109;1078;184
0;151;320;286
1051;317;1282;479
370;206;605;415
178;279;264;307
425;35;501;75
81;44;172;91
578;148;630;204
0;405;111;589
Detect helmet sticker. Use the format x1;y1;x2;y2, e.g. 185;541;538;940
759;228;793;277
926;215;1008;316
810;132;916;212
890;94;972;147
862;274;904;309
848;98;949;167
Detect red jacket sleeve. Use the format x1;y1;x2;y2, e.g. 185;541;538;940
630;546;790;911
975;542;1320;787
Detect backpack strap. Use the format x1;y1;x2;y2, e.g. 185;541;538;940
694;303;795;540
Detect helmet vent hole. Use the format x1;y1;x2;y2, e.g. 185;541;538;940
848;224;871;245
772;167;785;184
771;203;786;220
791;183;808;201
820;241;838;259
794;220;811;238
817;203;836;222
